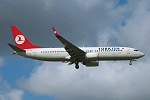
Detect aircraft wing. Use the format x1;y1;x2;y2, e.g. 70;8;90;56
52;27;85;61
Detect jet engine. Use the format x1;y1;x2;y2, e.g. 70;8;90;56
85;53;99;60
83;61;99;67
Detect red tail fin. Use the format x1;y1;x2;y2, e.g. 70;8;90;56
11;26;43;49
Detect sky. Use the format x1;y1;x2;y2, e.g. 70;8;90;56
0;0;150;100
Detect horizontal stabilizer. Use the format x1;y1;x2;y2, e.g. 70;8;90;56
8;43;26;52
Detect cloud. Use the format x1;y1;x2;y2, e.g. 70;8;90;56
97;29;123;47
0;0;128;55
18;60;150;100
120;1;150;49
0;74;24;100
16;0;150;100
0;89;24;100
1;0;150;100
6;89;24;100
0;56;23;100
76;0;101;9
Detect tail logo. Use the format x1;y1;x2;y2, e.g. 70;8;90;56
15;35;25;44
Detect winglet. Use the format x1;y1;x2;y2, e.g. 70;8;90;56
52;27;59;37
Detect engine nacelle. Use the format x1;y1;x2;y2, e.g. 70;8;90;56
85;53;99;60
83;61;99;67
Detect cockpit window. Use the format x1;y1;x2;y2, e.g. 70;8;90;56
134;50;138;51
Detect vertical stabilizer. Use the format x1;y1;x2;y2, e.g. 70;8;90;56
11;26;43;49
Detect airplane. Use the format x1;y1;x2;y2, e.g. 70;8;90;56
8;26;145;69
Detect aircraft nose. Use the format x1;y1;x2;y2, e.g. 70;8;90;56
140;52;145;57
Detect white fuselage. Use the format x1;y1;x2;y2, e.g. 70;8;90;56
9;26;145;68
17;47;144;62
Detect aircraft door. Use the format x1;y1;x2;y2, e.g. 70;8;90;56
27;50;36;57
127;49;130;54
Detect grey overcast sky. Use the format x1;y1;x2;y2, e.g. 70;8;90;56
0;0;150;100
0;0;128;55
